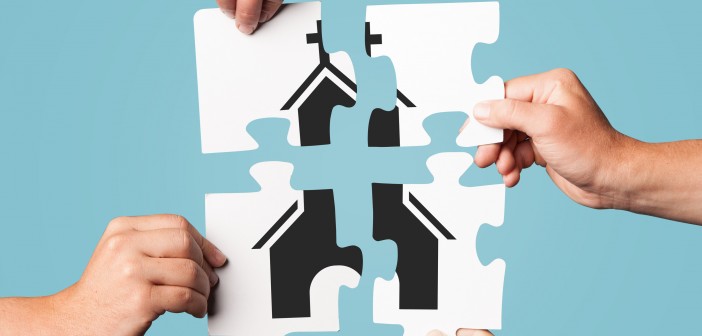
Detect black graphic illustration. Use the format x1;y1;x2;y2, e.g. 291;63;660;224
254;20;455;319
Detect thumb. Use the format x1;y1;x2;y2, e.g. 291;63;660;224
473;99;551;136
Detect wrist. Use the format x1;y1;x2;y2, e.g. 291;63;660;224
595;136;702;224
45;286;80;335
0;293;70;335
605;135;675;216
598;133;647;212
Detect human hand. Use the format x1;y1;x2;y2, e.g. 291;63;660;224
51;215;227;335
217;0;284;35
466;68;635;210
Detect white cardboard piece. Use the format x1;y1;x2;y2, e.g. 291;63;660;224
194;3;355;153
374;153;506;333
206;162;360;335
367;2;504;147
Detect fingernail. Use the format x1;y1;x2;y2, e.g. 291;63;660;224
457;330;477;336
214;246;228;265
236;23;256;35
473;102;491;120
221;9;235;19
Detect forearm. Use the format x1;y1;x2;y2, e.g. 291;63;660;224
0;294;69;335
615;139;702;224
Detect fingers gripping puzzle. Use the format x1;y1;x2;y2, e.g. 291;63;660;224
194;2;506;335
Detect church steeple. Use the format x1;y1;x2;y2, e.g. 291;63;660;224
306;20;329;65
306;20;384;61
365;22;382;56
283;20;415;111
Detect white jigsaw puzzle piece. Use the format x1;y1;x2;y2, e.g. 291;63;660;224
367;2;504;148
194;3;355;153
206;162;360;335
374;153;506;333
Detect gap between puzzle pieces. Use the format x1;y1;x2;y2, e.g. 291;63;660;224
206;153;505;335
242;110;490;191
195;1;504;155
195;1;507;335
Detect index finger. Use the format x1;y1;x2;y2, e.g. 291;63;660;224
116;214;227;268
505;68;573;104
504;72;548;103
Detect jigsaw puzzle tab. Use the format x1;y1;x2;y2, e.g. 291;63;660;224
420;112;473;151
246;118;298;152
206;162;364;335
366;2;504;148
373;153;506;334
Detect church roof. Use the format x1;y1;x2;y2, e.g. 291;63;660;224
281;20;415;111
252;192;455;250
281;61;415;111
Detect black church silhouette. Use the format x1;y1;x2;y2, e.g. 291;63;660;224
252;21;456;319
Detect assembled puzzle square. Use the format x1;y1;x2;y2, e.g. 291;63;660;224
194;2;506;335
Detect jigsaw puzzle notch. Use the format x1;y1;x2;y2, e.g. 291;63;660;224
424;151;474;187
249;160;296;191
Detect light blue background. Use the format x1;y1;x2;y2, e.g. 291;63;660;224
1;0;701;335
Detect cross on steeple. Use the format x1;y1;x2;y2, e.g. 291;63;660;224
365;22;382;56
306;20;329;65
306;20;383;62
284;20;413;111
